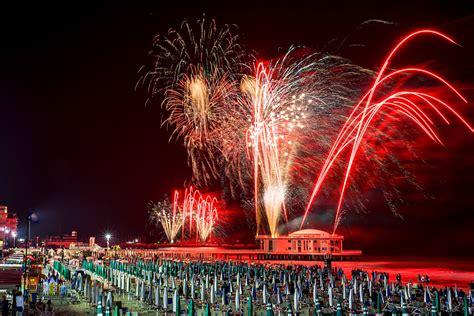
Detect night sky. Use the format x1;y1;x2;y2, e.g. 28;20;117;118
1;0;473;256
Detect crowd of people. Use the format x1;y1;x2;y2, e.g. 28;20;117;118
1;289;56;316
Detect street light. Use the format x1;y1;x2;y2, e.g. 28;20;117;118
12;232;17;248
23;211;38;296
5;229;9;248
105;234;111;251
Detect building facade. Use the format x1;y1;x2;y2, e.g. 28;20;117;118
256;229;345;254
0;205;18;233
0;205;18;248
44;231;79;248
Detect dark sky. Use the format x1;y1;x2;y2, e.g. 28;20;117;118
0;0;473;256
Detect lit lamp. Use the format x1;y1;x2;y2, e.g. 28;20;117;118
12;231;17;248
23;210;39;297
5;229;9;248
105;234;111;251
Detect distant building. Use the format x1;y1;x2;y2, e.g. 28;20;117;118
0;205;18;233
0;205;18;248
44;230;79;248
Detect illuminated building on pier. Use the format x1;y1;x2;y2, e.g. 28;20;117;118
255;229;362;260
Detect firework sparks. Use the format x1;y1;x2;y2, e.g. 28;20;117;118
194;195;219;242
140;17;250;186
246;60;311;237
244;49;364;237
174;186;219;242
148;196;184;243
143;19;472;237
301;30;473;233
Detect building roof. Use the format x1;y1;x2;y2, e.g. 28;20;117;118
256;228;344;240
288;229;341;238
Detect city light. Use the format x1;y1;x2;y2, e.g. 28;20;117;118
105;233;111;250
11;231;17;248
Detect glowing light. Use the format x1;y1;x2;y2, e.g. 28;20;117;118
263;185;286;237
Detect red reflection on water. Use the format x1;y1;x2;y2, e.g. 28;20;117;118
332;259;474;290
